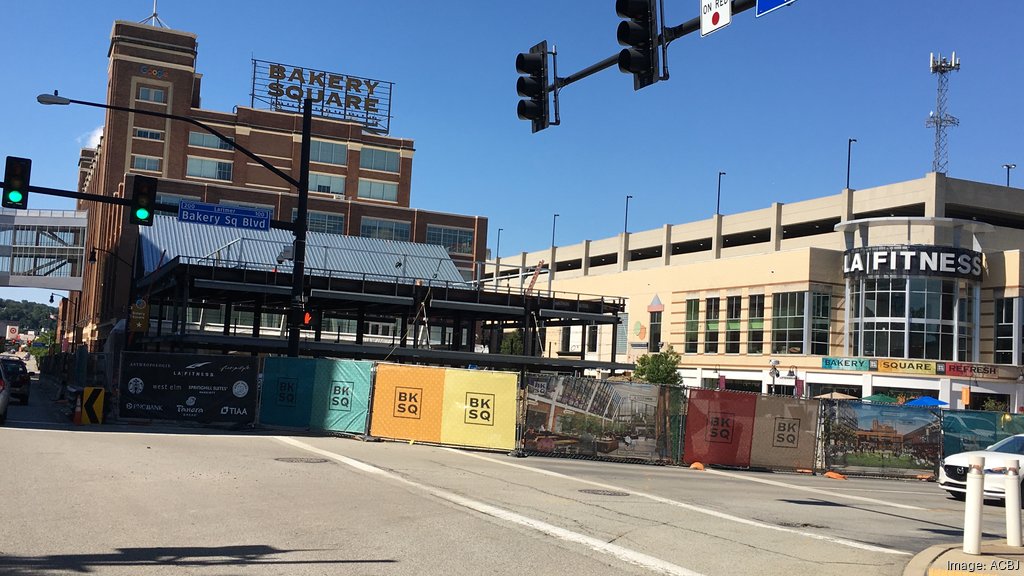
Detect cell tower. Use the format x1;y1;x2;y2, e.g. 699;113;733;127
140;0;169;28
925;52;960;174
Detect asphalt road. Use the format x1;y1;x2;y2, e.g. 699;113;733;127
0;393;1015;576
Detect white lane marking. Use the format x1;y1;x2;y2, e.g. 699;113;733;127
822;488;938;496
275;436;705;576
444;449;911;556
701;468;926;511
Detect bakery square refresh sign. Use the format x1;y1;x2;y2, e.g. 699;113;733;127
251;59;393;134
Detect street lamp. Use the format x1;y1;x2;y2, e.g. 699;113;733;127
1004;163;1017;188
551;213;559;248
716;172;725;215
624;195;633;235
495;227;503;277
548;214;559;294
39;91;313;357
846;138;857;190
89;247;132;267
768;359;780;395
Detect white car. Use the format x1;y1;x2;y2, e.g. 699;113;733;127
939;434;1024;501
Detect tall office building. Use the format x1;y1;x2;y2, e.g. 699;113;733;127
72;21;486;350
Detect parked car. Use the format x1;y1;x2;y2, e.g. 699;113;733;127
939;434;1024;501
0;367;8;424
0;355;30;405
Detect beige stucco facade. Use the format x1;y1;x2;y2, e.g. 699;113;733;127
487;173;1024;411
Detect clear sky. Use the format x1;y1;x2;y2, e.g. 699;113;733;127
1;0;1022;306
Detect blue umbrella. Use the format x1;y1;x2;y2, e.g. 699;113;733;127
905;396;948;407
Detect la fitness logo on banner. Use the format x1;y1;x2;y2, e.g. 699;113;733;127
843;245;982;280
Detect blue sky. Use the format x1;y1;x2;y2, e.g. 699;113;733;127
1;0;1022;305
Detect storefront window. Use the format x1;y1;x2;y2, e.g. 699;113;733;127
684;299;699;353
850;277;974;361
771;292;804;354
995;298;1015;364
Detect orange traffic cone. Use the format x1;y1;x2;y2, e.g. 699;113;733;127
73;394;82;425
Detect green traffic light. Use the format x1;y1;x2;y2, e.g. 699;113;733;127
135;207;151;221
7;190;23;204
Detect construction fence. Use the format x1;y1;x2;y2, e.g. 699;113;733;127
96;352;1021;476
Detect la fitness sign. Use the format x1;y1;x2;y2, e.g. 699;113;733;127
843;245;982;281
251;59;393;134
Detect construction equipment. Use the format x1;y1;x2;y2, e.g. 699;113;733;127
524;260;545;295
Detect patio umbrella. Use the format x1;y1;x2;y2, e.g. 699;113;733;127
813;391;857;400
862;393;899;403
904;396;948;407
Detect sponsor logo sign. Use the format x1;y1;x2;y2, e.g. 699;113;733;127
119;353;258;423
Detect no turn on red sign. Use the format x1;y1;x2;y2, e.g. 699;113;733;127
700;0;732;37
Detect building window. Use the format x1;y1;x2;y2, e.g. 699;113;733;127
958;294;974;362
187;157;233;181
360;218;410;242
811;292;831;355
130;155;161;172
560;327;572;353
357;179;398;202
748;294;764;354
616;313;629;352
133;128;163;140
685;299;699;353
188;131;233;150
309;172;345;194
725;296;741;354
292;209;344;235
996;298;1015;364
156;193;200;215
360;148;400;173
704;297;720;354
587;325;598;353
772;292;805;354
649;311;662;353
137;86;166;103
425;225;473;255
310;140;347;165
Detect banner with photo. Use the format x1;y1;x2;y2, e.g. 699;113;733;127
941;410;1024;457
822;401;940;477
523;376;679;463
120;352;258;424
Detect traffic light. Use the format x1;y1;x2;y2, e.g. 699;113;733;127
129;175;157;226
3;157;31;210
515;40;550;133
616;0;659;90
300;309;320;330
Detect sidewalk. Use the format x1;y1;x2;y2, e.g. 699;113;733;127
904;540;1024;575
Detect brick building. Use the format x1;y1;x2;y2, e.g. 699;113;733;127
71;20;487;351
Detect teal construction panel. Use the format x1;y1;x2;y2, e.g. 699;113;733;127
310;360;373;434
259;357;315;428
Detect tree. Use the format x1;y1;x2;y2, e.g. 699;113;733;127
633;345;682;385
499;329;524;355
27;330;55;360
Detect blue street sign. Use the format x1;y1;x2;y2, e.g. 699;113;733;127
756;0;796;17
177;200;270;231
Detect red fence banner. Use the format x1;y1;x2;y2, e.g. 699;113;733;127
683;389;757;467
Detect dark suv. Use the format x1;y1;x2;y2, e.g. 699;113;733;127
0;356;30;405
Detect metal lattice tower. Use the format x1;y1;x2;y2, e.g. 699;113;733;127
139;0;169;28
925;52;960;174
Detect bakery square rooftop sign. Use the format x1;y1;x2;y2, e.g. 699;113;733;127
251;59;393;134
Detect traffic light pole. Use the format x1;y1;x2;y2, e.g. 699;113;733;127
550;0;755;92
39;92;313;357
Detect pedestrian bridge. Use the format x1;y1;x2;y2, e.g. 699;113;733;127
0;209;87;291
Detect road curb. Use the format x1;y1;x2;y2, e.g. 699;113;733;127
902;543;955;576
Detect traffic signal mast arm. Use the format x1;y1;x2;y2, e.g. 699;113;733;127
44;95;300;190
23;182;297;231
551;0;756;92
